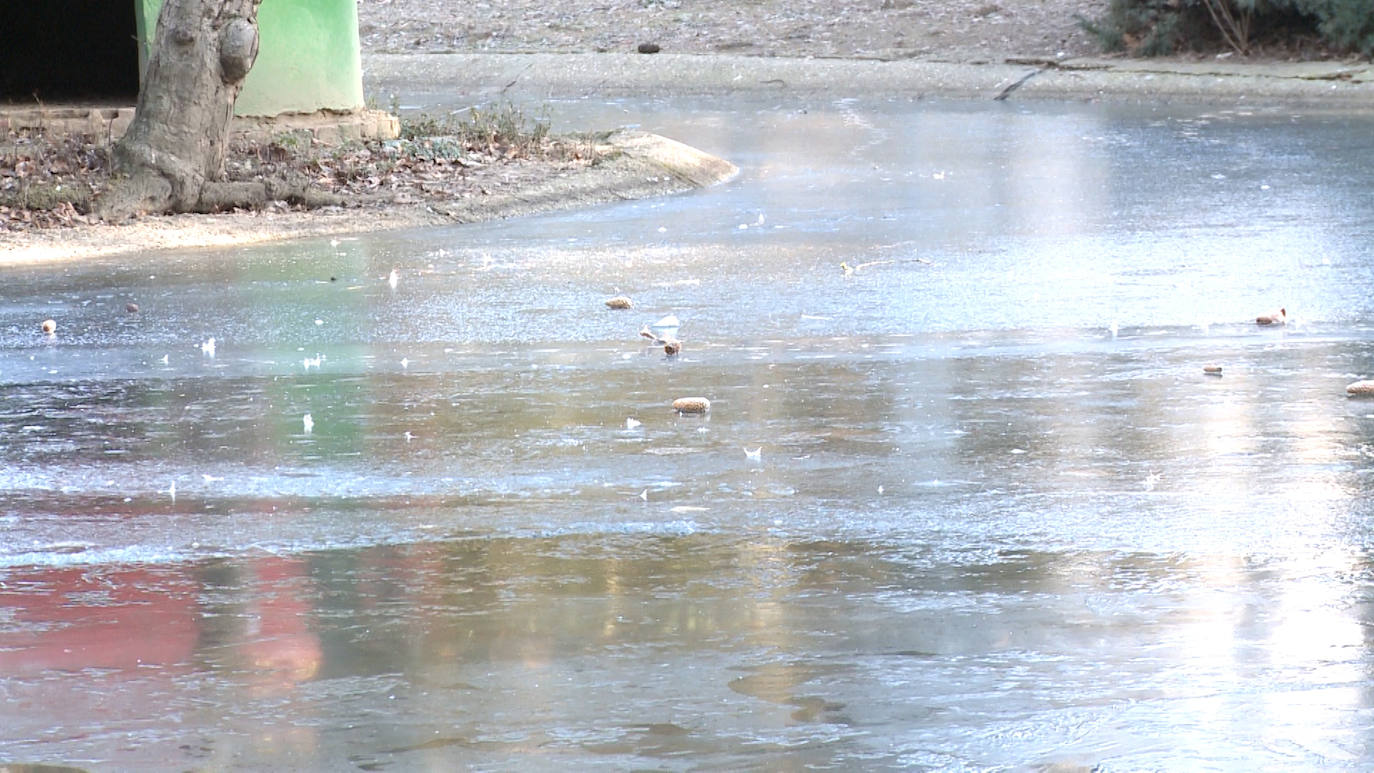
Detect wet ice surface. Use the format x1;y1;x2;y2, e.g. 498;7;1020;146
4;97;1374;770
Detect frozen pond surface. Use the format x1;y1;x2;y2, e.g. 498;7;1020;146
3;95;1374;770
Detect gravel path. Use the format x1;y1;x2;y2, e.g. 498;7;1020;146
358;0;1110;62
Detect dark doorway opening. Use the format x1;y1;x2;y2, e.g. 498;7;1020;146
1;2;140;103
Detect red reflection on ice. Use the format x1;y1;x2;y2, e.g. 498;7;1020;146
0;566;198;674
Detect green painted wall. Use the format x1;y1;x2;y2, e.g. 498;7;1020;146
136;0;364;117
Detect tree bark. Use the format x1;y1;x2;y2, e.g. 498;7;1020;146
96;0;263;220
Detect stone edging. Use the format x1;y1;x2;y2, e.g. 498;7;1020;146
427;129;738;224
0;106;400;144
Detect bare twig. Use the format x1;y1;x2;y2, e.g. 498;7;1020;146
1200;0;1252;56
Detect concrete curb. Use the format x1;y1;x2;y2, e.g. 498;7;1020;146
428;129;737;224
0;107;402;145
363;52;1374;109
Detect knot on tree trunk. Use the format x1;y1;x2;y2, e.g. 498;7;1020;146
219;17;259;83
95;0;266;220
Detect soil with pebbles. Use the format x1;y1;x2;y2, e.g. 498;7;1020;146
357;0;1110;62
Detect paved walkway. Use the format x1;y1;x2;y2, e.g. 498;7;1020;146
364;52;1374;108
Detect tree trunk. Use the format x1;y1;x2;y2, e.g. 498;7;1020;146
96;0;263;220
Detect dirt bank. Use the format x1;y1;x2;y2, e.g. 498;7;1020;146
0;130;736;265
357;0;1372;106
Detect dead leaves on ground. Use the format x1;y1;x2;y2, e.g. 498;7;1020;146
4;127;597;231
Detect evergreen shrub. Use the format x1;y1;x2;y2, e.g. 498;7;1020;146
1078;0;1374;56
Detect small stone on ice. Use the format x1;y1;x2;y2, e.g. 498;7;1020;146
1347;380;1374;396
672;397;710;414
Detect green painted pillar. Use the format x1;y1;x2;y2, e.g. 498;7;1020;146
135;0;364;117
135;0;160;76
